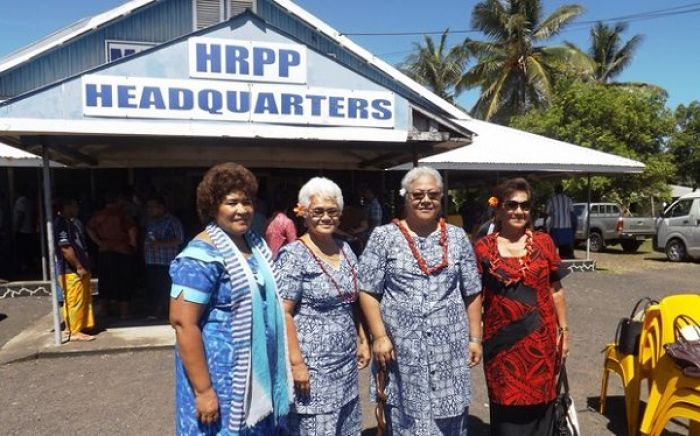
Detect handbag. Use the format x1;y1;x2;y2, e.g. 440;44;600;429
375;368;387;436
615;297;658;355
553;364;580;436
664;314;700;378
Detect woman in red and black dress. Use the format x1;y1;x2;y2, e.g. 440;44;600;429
474;178;570;435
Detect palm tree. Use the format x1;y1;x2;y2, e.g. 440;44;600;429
400;29;468;103
589;22;643;84
459;0;592;122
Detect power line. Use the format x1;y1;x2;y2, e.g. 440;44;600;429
340;2;700;37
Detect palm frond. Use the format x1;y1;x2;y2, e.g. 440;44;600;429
471;0;510;40
533;4;584;41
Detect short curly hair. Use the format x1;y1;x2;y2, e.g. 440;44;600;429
196;162;258;223
493;177;534;230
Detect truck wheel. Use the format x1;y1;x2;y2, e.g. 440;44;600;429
665;239;687;262
620;240;643;253
589;231;604;252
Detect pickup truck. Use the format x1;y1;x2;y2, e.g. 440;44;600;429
573;203;657;252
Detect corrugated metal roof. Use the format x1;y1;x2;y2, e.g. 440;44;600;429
0;0;158;74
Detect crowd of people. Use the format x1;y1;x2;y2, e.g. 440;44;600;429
157;162;570;436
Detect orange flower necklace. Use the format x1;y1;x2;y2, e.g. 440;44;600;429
393;218;449;276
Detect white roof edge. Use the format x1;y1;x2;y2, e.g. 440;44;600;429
271;0;472;121
0;0;157;74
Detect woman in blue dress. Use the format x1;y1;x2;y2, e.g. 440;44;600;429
358;167;483;436
275;177;371;435
169;162;292;435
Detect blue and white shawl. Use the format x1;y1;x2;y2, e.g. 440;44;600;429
206;223;293;433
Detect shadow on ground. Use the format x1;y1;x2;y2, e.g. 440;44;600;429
588;396;688;436
0;313;6;322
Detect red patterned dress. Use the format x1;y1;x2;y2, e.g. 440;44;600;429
474;231;566;406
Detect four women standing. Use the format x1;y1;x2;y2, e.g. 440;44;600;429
171;163;569;436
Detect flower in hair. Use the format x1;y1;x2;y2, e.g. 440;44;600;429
488;196;499;208
293;203;306;217
399;188;406;197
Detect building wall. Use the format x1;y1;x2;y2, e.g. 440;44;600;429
0;0;192;99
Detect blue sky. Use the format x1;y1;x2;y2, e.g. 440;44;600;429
1;0;697;111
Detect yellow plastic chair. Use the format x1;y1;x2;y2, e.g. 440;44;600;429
642;356;700;435
599;304;660;436
638;294;700;435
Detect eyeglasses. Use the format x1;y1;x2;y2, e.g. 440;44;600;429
503;200;532;211
309;207;341;218
410;190;442;202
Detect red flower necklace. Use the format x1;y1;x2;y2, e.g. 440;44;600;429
298;239;358;303
393;218;449;276
490;230;535;283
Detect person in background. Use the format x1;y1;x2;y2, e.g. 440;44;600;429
54;197;95;342
264;188;297;257
12;188;37;273
144;195;184;319
87;190;138;320
545;184;575;259
360;185;383;235
474;178;570;435
336;192;366;256
0;191;10;281
275;177;370;435
169;162;291;435
359;167;482;435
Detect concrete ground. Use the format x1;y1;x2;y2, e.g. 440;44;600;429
0;243;697;435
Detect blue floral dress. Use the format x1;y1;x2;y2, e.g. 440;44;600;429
358;223;481;436
170;239;284;435
274;240;362;436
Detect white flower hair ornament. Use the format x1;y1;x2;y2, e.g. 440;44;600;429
399;188;406;196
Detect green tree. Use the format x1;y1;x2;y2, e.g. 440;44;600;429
400;29;468;103
459;0;592;122
588;21;643;84
510;79;675;212
669;102;700;188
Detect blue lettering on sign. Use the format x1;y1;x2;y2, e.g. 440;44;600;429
139;86;166;109
198;89;223;114
196;43;221;73
306;95;326;116
278;49;300;78
253;47;276;77
226;91;251;113
169;88;194;110
255;92;279;114
371;99;392;120
281;94;303;115
347;98;369;119
85;84;113;107
117;85;138;108
328;96;345;118
225;45;249;75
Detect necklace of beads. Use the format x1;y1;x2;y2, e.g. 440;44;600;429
393;218;449;276
298;239;358;303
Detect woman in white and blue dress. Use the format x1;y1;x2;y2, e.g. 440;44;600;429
275;177;371;435
359;167;483;436
169;163;292;435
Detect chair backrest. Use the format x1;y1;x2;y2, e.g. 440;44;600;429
659;294;700;345
639;305;661;371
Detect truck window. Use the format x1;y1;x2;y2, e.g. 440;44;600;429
609;205;620;215
666;199;693;218
573;205;585;217
591;205;600;214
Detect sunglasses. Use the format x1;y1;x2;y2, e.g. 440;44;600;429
309;207;341;218
410;190;442;202
503;200;532;211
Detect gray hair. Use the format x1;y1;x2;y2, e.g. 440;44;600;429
298;177;344;211
400;166;443;196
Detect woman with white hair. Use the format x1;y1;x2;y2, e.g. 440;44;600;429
274;177;371;435
359;166;483;435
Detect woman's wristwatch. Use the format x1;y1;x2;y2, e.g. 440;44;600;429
468;336;482;344
558;326;570;333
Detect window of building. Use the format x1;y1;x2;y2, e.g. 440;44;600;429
193;0;254;30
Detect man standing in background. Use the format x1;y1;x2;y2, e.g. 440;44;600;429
546;184;575;259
